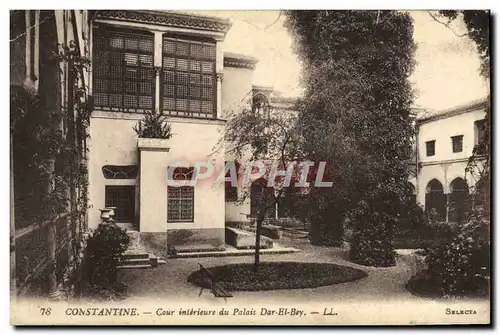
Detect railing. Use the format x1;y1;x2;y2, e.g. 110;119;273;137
13;213;75;296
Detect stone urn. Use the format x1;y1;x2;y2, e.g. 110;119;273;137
99;208;113;224
107;207;116;219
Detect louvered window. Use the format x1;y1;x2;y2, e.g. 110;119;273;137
93;29;155;111
162;37;216;118
167;167;195;222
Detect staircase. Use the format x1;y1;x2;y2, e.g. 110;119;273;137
119;250;166;269
118;230;166;269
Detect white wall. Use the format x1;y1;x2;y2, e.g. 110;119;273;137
88;112;225;230
222;65;254;221
222;66;253;118
418;108;486;164
416;107;486;207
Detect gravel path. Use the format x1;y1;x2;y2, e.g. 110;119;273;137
118;236;427;304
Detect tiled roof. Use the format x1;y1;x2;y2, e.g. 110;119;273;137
92;10;232;34
416;97;489;123
223;52;259;69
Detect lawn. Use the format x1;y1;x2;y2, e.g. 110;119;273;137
187;262;368;291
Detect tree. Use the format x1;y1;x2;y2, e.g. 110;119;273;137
431;10;491;217
285;10;416;266
221;102;303;272
408;11;491;298
429;10;490;79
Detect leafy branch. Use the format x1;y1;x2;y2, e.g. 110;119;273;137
427;11;468;38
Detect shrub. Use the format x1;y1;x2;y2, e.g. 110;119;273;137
399;203;425;229
82;224;130;294
133;110;173;139
408;211;490;298
394;205;456;250
349;201;396;267
306;195;344;246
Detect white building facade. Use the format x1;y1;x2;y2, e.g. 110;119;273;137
86;11;267;249
413;98;488;222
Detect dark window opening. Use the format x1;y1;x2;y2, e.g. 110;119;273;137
105;185;136;222
225;161;240;202
252;94;271;118
451;135;463;153
448;178;470;223
474;119;487;155
169;167;195;181
425;179;446;221
225;185;238;202
426;140;435;157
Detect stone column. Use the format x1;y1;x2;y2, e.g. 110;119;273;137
138;139;170;232
215;39;223;119
155;67;161;113
216;72;223;119
153;31;163;113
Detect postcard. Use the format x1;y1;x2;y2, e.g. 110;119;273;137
10;9;491;326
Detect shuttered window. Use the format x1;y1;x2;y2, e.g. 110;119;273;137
105;186;136;223
162;36;216;119
168;167;195;222
93;29;155;111
167;187;194;222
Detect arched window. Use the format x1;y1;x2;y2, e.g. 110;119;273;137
407;182;417;205
425;179;446;221
473;176;489;216
448;177;470;223
252;93;271;118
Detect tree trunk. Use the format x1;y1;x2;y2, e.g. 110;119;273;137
47;222;62;299
45;158;62;300
10;135;16;299
254;213;264;274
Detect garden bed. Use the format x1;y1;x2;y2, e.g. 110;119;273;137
187;262;367;291
406;272;489;299
393;228;452;249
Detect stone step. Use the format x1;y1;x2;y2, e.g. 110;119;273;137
169;246;300;259
122;258;152;266
174;244;226;254
123;251;150;260
117;264;152;269
225;227;274;249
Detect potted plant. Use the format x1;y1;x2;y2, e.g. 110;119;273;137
134;110;173;150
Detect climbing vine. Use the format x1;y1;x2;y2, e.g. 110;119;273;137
11;40;91;297
54;41;92;296
53;40;91;234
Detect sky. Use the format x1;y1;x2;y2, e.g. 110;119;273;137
189;10;489;111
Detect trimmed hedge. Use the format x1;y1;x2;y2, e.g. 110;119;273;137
187;262;367;291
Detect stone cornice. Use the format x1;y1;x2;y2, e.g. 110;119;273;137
223;57;258;69
417;98;489;124
92;10;232;35
420;156;486;167
223;52;259;69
